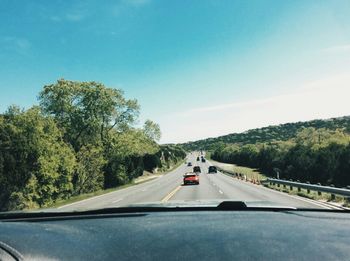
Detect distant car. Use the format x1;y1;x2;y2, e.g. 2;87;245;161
193;166;201;173
201;158;206;163
183;173;199;185
196;157;200;161
208;166;217;173
187;162;192;166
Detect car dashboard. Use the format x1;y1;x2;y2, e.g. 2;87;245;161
0;208;349;260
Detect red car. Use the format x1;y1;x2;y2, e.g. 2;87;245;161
183;173;199;185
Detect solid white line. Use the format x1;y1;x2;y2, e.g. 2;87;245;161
57;184;144;209
210;164;335;210
283;194;337;210
57;192;118;209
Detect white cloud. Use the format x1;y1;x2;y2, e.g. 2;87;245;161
112;0;151;16
49;13;86;22
48;2;89;23
323;44;350;53
1;37;31;55
123;0;151;7
66;13;85;22
50;16;61;22
160;73;350;143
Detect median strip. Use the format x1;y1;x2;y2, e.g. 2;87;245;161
161;186;182;202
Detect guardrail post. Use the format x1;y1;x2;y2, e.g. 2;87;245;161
330;185;336;200
266;179;350;199
317;183;322;195
297;180;301;192
306;182;310;194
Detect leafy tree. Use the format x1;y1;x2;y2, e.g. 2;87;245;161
0;80;186;211
182;116;350;151
143;120;161;142
208;127;350;187
103;129;160;187
39;79;140;151
73;144;106;194
0;107;76;210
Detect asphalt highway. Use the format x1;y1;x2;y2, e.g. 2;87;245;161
56;153;332;211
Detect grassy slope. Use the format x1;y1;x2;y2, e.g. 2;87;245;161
208;155;265;181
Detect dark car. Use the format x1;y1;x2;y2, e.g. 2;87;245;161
208;166;217;173
183;173;199;185
193;166;201;173
187;162;192;166
196;157;200;161
201;158;206;163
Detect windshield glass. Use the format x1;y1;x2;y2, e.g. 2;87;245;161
0;0;349;213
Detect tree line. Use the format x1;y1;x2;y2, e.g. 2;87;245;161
182;116;350;151
0;79;185;211
211;128;350;187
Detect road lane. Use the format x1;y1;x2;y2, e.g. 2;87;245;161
203;161;325;208
55;153;330;211
171;170;226;201
168;155;330;209
57;160;188;211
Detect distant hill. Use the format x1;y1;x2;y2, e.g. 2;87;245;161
181;116;350;150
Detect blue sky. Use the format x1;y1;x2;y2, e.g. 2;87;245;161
1;0;350;143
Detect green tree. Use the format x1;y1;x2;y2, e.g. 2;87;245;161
143;120;161;142
39;79;140;151
74;144;106;194
103;129;159;187
0;107;76;210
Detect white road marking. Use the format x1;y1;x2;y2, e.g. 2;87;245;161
219;190;224;194
217;171;334;209
57;192;118;209
282;194;337;209
112;198;123;203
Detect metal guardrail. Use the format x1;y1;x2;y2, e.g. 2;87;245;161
215;166;243;177
266;178;350;198
210;161;350;198
213;165;260;183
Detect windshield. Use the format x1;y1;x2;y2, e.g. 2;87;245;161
0;0;349;213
